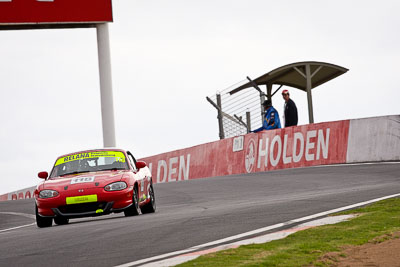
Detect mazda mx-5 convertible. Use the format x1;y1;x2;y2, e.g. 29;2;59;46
35;149;156;228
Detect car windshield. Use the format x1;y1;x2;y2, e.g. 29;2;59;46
50;150;129;178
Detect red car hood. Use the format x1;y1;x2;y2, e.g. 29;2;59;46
42;170;126;190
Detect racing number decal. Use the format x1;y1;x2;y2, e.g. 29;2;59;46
71;176;95;185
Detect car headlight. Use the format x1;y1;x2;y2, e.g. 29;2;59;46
39;190;59;199
104;181;127;191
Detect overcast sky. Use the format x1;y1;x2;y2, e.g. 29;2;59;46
0;0;399;195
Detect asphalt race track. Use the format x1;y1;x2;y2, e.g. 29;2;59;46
0;163;399;266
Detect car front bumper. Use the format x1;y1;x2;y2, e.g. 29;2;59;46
36;186;133;218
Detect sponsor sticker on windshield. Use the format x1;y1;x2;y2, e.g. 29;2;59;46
71;176;95;185
55;151;126;166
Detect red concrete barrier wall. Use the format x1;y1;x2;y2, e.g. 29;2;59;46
0;186;36;202
347;115;400;163
139;120;350;183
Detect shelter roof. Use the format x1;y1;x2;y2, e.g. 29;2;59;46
229;61;348;95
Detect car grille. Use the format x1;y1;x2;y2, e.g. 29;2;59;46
58;202;108;214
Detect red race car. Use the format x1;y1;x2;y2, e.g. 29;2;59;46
35;149;156;228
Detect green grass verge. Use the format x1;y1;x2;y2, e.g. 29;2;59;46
177;197;400;267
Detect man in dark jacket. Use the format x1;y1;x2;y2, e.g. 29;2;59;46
282;89;298;127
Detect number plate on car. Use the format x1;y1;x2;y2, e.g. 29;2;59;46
66;194;97;205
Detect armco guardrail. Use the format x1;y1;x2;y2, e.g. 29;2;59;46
1;115;399;201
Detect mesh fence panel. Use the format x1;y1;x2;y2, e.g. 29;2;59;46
208;79;263;139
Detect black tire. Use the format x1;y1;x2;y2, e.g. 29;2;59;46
35;204;52;228
141;184;156;214
54;216;69;225
124;186;140;216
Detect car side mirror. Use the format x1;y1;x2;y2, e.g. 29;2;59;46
38;171;48;179
136;161;147;170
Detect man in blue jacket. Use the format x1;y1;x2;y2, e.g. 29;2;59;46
251;100;281;132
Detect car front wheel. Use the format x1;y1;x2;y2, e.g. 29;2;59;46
35;204;52;228
124;186;140;216
141;184;156;214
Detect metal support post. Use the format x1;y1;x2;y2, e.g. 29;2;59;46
216;94;225;140
260;93;265;125
266;83;273;102
96;23;116;147
305;64;314;123
246;111;251;133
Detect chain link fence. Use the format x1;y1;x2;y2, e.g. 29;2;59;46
207;79;264;139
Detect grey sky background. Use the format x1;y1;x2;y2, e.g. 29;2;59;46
0;0;399;195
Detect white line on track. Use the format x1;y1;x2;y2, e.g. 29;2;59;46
0;212;36;233
0;223;35;233
114;192;400;267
